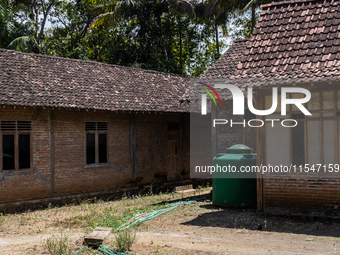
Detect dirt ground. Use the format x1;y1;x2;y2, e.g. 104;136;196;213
0;190;339;255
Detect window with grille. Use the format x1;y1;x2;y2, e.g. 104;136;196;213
1;121;31;171
85;122;108;165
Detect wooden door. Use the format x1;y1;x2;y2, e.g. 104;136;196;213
167;131;179;181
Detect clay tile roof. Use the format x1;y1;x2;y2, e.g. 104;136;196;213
0;49;190;112
202;0;340;87
202;39;249;79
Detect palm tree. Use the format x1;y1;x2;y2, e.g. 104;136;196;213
88;0;196;73
88;0;195;30
205;0;272;33
0;0;36;51
0;0;57;52
203;0;273;57
0;0;17;48
88;0;139;30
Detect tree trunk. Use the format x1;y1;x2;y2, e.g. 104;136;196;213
179;20;183;73
215;24;219;58
251;4;256;33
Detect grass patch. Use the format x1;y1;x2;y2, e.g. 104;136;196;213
45;233;74;255
114;228;138;252
0;213;5;231
85;201;172;231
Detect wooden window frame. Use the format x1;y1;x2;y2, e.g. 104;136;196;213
84;122;108;167
288;90;339;166
0;121;32;172
263;88;340;167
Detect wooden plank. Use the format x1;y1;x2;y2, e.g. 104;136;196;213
84;227;112;247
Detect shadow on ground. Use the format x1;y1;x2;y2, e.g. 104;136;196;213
182;203;340;238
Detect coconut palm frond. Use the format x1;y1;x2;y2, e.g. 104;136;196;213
0;4;5;19
88;0;102;4
7;35;37;52
115;0;138;10
114;0;139;18
240;0;257;14
174;0;196;19
88;12;115;31
220;23;228;37
92;3;116;12
5;20;16;33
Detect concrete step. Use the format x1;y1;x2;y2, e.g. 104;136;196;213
175;187;212;195
175;189;196;194
173;184;193;192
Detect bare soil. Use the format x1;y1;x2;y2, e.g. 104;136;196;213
0;190;339;254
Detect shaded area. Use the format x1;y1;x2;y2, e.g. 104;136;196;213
182;203;340;238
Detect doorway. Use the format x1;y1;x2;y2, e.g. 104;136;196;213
167;123;180;181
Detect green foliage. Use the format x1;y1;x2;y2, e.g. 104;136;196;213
147;184;153;196
0;0;32;50
114;228;138;252
42;0;222;76
0;213;5;231
45;233;73;255
84;199;170;231
0;0;264;76
227;8;260;40
7;35;38;51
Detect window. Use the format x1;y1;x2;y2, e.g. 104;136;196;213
85;122;107;165
292;120;305;165
266;89;340;166
1;121;31;171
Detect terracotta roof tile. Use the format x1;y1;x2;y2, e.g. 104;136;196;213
202;39;249;79
202;0;340;88
0;49;190;112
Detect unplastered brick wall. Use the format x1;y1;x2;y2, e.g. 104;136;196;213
52;109;133;195
263;172;340;213
0;106;190;205
52;110;190;195
0;106;52;204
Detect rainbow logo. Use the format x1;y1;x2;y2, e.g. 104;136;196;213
197;82;222;106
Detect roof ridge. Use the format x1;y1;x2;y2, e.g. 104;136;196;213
0;48;189;79
261;0;319;8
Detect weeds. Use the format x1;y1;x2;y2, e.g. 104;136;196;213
147;184;153;196
114;229;138;252
0;213;4;231
84;200;170;231
45;233;73;255
196;185;203;195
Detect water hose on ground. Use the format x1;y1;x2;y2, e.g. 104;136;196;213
74;197;205;254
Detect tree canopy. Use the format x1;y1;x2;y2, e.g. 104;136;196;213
0;0;266;76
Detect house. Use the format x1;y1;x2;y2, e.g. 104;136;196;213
0;48;193;211
199;0;340;213
201;39;256;154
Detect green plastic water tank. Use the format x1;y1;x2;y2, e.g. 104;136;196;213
212;144;257;207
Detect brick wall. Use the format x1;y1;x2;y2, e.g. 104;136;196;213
263;172;340;213
0;107;52;203
0;106;190;204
